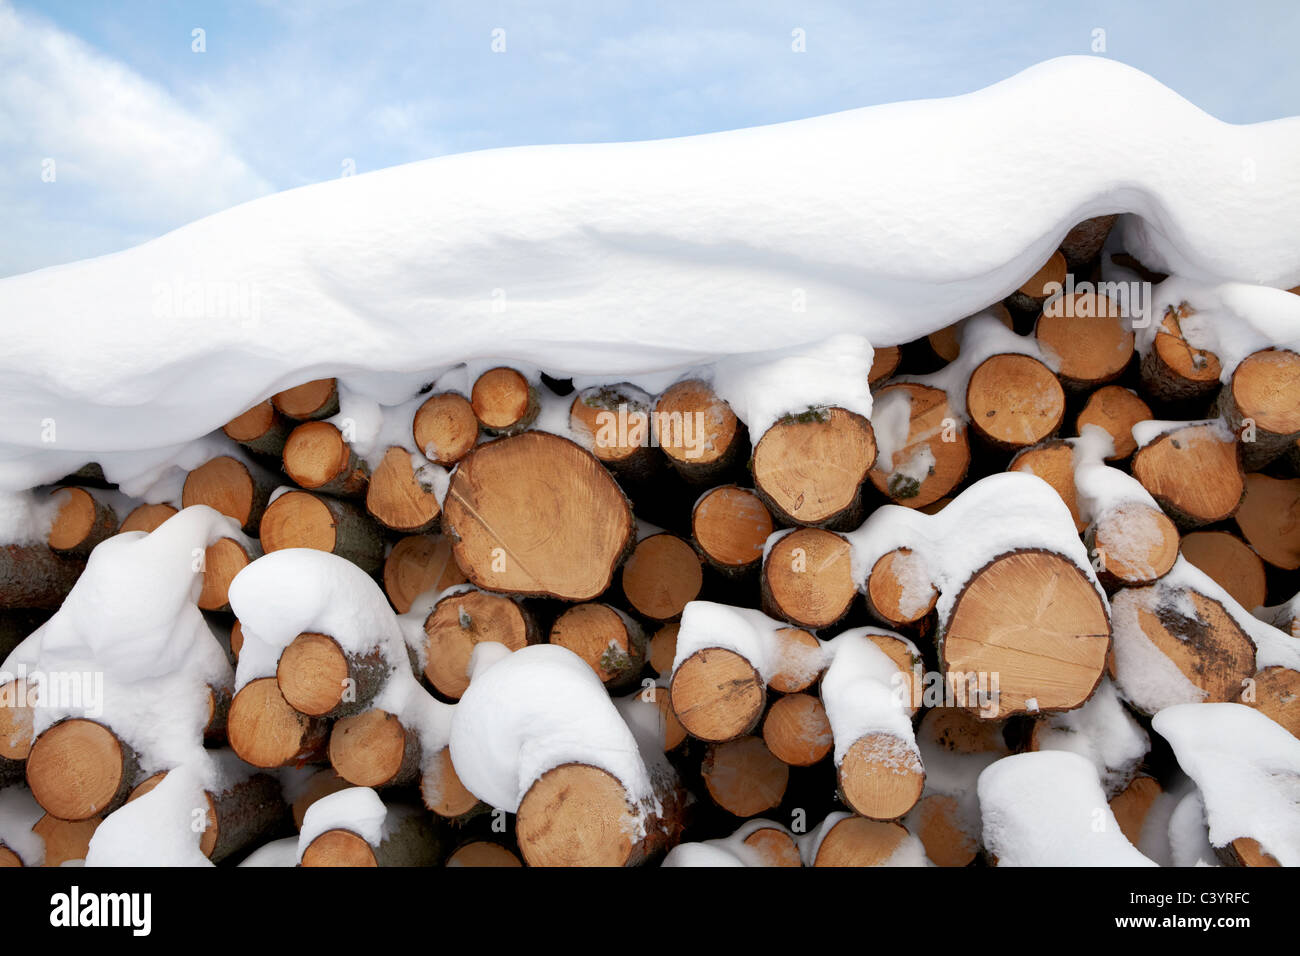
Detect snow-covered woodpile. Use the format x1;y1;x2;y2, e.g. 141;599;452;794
1;58;1299;868
1;211;1298;867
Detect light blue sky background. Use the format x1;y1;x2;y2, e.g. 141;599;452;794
3;0;1298;277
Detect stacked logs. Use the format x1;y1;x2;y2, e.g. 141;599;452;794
2;220;1298;868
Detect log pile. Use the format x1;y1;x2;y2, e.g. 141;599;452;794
1;222;1298;869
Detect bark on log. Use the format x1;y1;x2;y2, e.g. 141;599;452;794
259;491;384;573
223;399;293;458
0;545;85;609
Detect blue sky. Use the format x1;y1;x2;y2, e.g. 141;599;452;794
3;0;1298;277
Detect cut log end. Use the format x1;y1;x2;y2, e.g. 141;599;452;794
654;379;741;471
446;841;523;867
412;392;479;466
702;735;789;816
424;590;532;699
1076;386;1152;460
867;547;939;626
118;503;178;534
1009;440;1084;532
868;383;969;508
284;421;367;496
515;763;641;867
767;627;824;694
26;719;127;821
1234;473;1300;570
692;485;773;572
813;817;912;867
838;733;924;820
670;647;765;742
913;794;978;867
277;632;349;717
329;709;416;788
382;534;467;615
0;679;34;759
33;813;101;866
197;537;252;611
1179;531;1267;612
471;367;536;432
272;378;338;420
941;550;1110;718
228;677;327;768
761;693;832;766
621;533;702;622
753;407;875;527
966;354;1065;450
1091;502;1180;587
1037;293;1134;387
762;528;856;630
182;456;260;530
1132;424;1244;528
549;603;643;686
301;829;378;867
442;432;634;601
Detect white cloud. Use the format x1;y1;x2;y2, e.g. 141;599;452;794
0;1;271;275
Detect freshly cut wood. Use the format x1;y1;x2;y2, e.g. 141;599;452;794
1233;473;1300;570
423;589;536;699
965;354;1065;451
1075;385;1152;460
230;620;245;660
1139;304;1222;405
118;503;178;534
869;383;970;507
515;762;684;866
866;633;924;716
290;769;352;829
928;305;1014;363
446;841;523;867
837;732;925;820
442;432;635;601
227;677;329;768
1109;775;1163;847
471;367;538;435
912;794;978;867
741;826;802;867
1179;531;1267;612
647;623;678;677
569;385;659;479
621;533;703;622
47;488;116;556
283;421;369;497
223;399;292;457
549;603;645;689
1112;585;1256;710
0;845;20;867
702;735;789;816
653;379;743;483
276;631;390;718
259;491;384;573
691;485;773;575
670;647;765;742
129;769;287;863
1008;439;1084;532
1242;666;1300;738
1058;214;1118;268
33;814;100;866
940;550;1111;718
1007;251;1067;313
761;693;832;766
365;446;440;533
197;536;256;612
1088;501;1181;588
0;545;85;609
182;455;272;534
767;627;824;693
752;407;876;528
1218;348;1300;469
382;534;467;614
1221;837;1281;868
272;378;339;420
1036;292;1134;389
421;747;483;820
866;548;939;627
411;392;479;466
0;679;34;759
301;806;440;867
26;719;139;821
761;528;856;630
812;817;912;867
869;346;901;387
329;709;421;789
1132;423;1244;528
